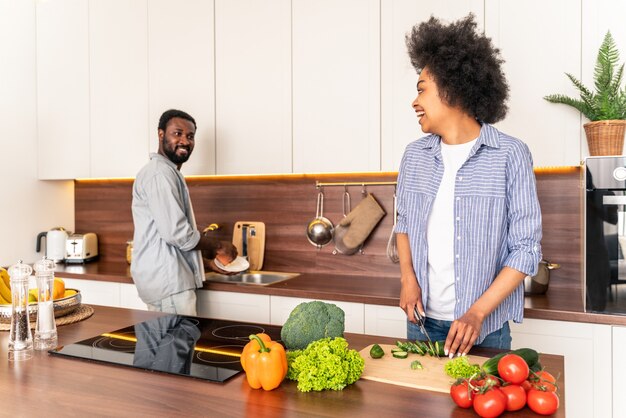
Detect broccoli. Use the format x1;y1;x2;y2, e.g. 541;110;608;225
280;301;345;350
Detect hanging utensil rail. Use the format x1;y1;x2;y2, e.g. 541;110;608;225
315;181;397;188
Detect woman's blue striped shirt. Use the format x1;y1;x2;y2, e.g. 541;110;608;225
395;123;542;343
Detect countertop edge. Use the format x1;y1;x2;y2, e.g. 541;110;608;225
54;265;626;327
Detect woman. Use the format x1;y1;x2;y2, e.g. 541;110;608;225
396;14;542;358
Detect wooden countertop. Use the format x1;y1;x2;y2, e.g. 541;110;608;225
0;305;565;417
55;262;626;327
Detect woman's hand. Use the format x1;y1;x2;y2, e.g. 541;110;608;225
400;272;424;323
444;267;526;357
444;309;484;357
396;233;423;323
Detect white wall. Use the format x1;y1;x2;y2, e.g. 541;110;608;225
2;0;626;263
0;0;74;266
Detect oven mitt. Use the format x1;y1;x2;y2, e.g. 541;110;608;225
338;193;385;250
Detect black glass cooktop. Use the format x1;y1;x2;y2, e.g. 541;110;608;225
49;315;283;383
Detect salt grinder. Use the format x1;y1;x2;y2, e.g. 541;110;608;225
33;257;58;350
7;260;33;361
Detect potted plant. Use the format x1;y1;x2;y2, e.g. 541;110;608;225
544;31;626;156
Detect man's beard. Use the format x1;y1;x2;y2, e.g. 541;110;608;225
162;140;192;165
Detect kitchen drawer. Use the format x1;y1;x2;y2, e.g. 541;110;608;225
364;304;407;338
197;290;270;324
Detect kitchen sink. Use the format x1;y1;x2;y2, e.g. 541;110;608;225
204;271;300;286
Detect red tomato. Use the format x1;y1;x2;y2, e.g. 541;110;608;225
473;387;507;418
475;374;501;388
520;379;533;392
531;370;558;392
497;354;530;384
527;389;560;415
500;384;527;411
450;380;473;409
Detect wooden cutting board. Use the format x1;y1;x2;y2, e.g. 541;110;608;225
359;344;490;393
232;221;265;270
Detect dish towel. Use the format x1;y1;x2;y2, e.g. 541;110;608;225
338;193;386;250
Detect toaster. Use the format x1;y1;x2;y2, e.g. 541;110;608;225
65;233;99;263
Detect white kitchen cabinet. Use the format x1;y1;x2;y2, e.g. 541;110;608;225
214;0;292;175
379;0;483;171
291;0;381;173
485;0;582;167
36;0;90;180
270;295;364;334
148;0;216;176
88;0;149;178
510;318;612;418
197;290;270;323
119;283;147;311
61;277;120;307
59;279;146;310
613;326;626;416
363;304;407;338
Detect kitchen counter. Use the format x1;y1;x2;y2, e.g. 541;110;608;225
0;305;565;417
55;262;626;327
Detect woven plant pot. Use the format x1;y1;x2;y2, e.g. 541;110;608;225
584;120;626;156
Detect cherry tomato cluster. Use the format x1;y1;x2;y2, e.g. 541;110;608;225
449;354;560;417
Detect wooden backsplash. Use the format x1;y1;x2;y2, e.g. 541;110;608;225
74;168;582;287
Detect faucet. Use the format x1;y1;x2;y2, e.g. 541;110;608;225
202;223;221;235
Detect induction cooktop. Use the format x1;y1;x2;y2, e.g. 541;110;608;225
49;315;283;383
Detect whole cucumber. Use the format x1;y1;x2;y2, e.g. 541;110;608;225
481;347;539;376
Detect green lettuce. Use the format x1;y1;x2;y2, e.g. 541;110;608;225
444;355;481;379
286;337;364;392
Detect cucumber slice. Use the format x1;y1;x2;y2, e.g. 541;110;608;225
411;360;423;370
392;351;408;359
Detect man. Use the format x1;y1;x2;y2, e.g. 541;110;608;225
131;109;236;316
396;15;542;357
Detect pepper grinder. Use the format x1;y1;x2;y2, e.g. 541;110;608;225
7;260;33;361
33;257;58;350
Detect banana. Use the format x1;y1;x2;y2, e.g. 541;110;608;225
0;267;10;288
0;292;8;305
0;269;11;303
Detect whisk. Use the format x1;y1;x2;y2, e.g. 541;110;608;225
386;190;399;263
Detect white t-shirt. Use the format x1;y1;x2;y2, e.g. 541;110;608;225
426;138;477;320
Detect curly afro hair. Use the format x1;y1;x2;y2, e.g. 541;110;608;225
406;14;509;124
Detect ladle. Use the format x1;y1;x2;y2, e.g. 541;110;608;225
306;190;334;249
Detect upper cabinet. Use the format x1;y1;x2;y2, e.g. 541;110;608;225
36;0;90;179
89;0;149;178
379;0;484;171
292;0;381;173
485;0;582;167
148;0;216;176
214;0;292;175
37;1;619;178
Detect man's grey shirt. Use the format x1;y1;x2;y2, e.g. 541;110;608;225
131;153;203;304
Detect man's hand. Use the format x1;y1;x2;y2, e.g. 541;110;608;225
206;258;234;274
216;241;237;264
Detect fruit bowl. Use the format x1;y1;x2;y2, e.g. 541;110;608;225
0;289;82;324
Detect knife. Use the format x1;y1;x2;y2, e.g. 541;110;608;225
413;306;434;345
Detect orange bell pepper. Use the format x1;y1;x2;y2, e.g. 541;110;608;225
240;333;288;391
